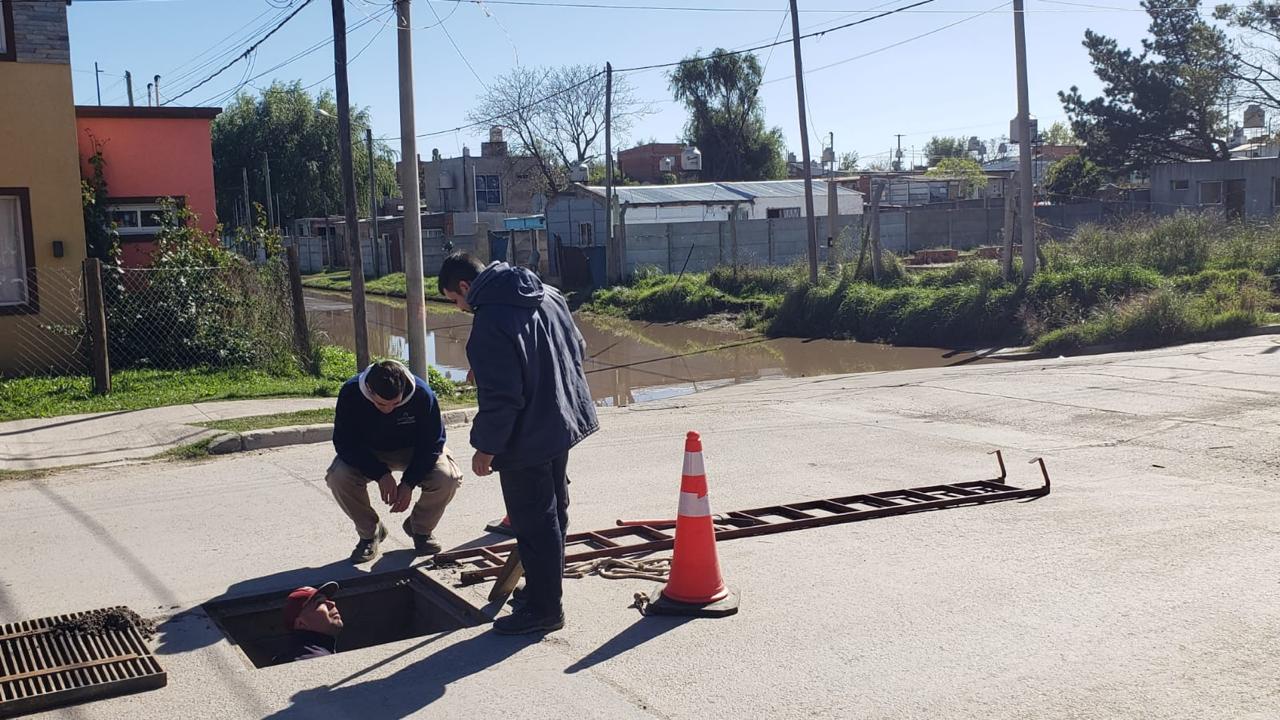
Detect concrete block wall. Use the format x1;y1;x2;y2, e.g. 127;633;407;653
622;215;864;274
12;1;71;64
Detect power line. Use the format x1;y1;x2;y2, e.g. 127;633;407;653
163;0;317;105
429;0;490;89
301;5;395;91
613;0;939;73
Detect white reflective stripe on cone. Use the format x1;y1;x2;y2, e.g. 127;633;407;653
682;451;705;478
678;491;712;518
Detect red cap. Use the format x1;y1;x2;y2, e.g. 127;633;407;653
281;581;339;628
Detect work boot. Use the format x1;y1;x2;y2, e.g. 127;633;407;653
493;607;564;635
508;584;527;608
402;518;442;556
350;523;388;564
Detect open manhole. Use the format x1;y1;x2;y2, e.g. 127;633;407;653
204;570;485;668
1;606;166;718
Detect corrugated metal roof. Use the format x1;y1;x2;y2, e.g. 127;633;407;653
582;180;860;207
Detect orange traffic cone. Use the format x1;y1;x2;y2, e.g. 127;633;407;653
484;514;516;537
645;431;739;617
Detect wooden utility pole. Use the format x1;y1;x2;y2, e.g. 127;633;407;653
868;180;885;282
396;0;427;377
263;153;275;230
366;127;381;277
125;71;134;107
788;0;819;284
604;61;617;283
242;167;252;228
332;0;369;368
82;258;111;395
1013;0;1037;281
94;62;103;105
286;246;317;374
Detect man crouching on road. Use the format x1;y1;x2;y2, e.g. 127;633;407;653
326;359;462;563
438;253;598;635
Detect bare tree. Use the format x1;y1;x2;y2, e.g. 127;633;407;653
467;64;649;193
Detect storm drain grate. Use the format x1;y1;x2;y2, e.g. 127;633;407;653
0;606;166;718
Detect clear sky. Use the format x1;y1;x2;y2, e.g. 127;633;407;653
66;0;1157;169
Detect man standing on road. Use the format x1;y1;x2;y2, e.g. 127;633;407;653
326;359;462;563
438;253;598;635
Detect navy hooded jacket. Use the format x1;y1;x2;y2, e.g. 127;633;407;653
331;365;445;487
465;262;598;471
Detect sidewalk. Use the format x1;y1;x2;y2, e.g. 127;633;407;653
0;398;336;471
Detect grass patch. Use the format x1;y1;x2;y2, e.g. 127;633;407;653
0;346;356;422
302;271;450;303
196;408;336;433
584;213;1279;353
157;437;215;461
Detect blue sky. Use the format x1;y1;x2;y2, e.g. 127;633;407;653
67;0;1155;169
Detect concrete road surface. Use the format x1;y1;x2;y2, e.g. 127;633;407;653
1;335;1278;719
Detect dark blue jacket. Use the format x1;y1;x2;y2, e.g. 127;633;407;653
331;371;445;487
465;262;598;470
271;630;337;664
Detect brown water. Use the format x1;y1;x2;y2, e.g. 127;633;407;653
306;291;990;407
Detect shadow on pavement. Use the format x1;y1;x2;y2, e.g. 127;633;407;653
262;630;536;719
563;615;692;674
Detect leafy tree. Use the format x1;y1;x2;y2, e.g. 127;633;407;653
468;65;648;194
669;50;786;181
1060;0;1237;172
1044;155;1105;203
924;156;988;198
1041;121;1080;145
923;136;969;166
838;151;859;172
212;81;398;227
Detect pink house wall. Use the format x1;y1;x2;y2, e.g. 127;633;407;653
75;107;220;266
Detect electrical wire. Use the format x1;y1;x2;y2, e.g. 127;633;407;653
163;0;317;105
428;0;490;89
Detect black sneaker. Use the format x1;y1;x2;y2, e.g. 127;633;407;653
493;608;564;635
401;518;442;556
508;584;527;608
350;523;388;564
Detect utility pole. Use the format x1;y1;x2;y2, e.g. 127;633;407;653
242;167;251;229
1013;0;1037;281
125;71;134;107
894;134;904;171
788;0;819;284
395;0;426;377
331;0;369;368
263;153;275;231
94;62;103;105
1001;174;1017;281
366;127;381;277
604;61;616;283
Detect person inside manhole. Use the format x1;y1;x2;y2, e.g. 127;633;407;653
272;582;342;663
438;253;598;636
326;358;463;563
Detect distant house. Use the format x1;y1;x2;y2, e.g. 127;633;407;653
1149;156;1280;219
75;105;221;267
618;142;687;183
405;127;545;216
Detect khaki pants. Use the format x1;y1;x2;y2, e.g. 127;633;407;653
325;447;462;540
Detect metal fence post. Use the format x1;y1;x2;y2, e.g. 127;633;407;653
82;258;111;395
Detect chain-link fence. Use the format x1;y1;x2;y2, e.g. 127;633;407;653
6;257;310;385
105;259;303;374
8;266;91;377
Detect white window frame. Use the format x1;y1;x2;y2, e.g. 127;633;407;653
474;173;502;209
107;203;167;236
1198;181;1223;206
0;191;32;309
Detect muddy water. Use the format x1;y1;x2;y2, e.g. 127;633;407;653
306;291;988;407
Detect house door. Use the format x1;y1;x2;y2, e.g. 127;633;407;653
1225;179;1246;219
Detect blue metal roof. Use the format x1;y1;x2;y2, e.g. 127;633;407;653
583;180;859;207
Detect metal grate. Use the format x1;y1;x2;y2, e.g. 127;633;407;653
0;607;166;718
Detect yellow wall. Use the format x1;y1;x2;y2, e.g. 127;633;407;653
0;61;89;376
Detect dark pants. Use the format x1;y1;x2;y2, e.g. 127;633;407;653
498;452;570;617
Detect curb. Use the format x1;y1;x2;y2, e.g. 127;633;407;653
985;324;1280;362
206;408;476;455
